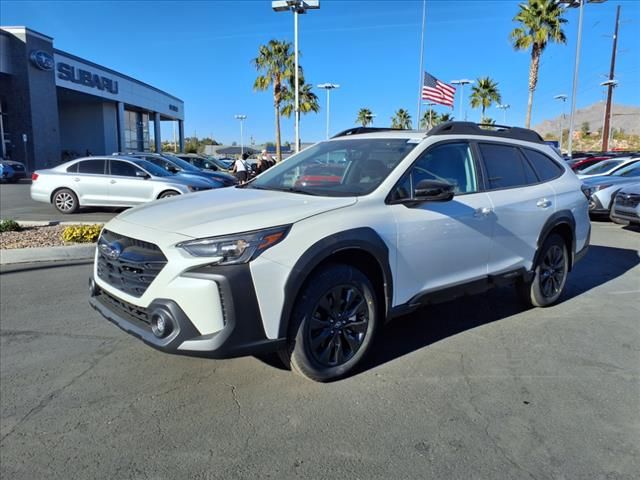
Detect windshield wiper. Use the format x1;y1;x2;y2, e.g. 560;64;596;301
245;184;318;195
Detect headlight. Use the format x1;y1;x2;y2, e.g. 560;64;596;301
582;184;612;197
188;185;210;192
176;225;291;264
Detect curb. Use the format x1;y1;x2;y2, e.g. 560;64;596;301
0;244;96;265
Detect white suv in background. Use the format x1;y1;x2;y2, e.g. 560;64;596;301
89;122;590;382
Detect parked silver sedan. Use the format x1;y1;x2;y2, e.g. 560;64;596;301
610;183;640;225
31;156;214;214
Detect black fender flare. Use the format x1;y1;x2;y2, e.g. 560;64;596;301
533;209;577;270
278;227;393;339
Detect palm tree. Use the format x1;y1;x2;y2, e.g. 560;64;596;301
511;0;567;128
470;77;502;121
280;70;320;149
252;40;294;161
420;108;439;129
391;109;412;129
356;108;374;127
439;113;454;123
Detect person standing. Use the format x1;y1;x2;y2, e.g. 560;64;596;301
232;153;250;184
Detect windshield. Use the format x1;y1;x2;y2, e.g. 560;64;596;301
132;159;172;177
161;154;201;173
245;138;418;196
612;162;640;177
580;159;623;175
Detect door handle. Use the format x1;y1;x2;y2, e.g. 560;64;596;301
536;198;552;208
110;180;117;184
474;207;493;217
73;177;80;182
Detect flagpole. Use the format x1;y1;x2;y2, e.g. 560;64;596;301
416;0;427;126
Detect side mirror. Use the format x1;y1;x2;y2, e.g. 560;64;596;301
167;166;179;173
136;170;150;179
414;179;455;202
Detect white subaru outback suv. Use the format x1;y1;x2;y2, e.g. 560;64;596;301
89;122;590;382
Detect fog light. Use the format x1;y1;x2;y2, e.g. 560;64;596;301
151;311;173;338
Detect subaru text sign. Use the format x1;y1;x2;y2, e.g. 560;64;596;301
57;62;119;94
29;50;55;71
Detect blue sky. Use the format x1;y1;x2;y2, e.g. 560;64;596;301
2;0;639;144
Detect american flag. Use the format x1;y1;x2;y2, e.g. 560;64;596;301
422;72;456;108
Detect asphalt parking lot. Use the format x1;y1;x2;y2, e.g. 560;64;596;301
0;182;119;223
0;222;638;479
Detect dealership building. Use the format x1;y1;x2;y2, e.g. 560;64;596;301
0;26;185;171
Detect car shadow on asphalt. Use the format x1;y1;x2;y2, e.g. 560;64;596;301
357;244;640;376
257;245;640;377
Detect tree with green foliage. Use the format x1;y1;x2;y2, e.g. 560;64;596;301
280;70;320;148
470;77;502;121
420;108;439;129
356;108;374;127
439;113;454;123
253;40;295;161
391;109;412;129
511;0;567;128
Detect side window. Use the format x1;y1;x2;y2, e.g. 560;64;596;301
110;160;141;177
479;143;537;190
66;163;78;173
77;159;106;175
522;148;563;182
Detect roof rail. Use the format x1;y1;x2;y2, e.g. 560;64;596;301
427;121;544;144
332;127;405;138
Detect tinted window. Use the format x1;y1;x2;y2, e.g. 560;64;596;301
523;149;563;182
479;143;537;189
393;143;478;201
110;160;142;177
77;159;106;175
66;163;78;173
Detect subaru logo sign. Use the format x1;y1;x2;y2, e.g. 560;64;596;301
99;241;123;260
29;50;54;71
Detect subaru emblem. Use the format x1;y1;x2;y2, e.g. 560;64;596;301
99;241;123;260
29;50;55;71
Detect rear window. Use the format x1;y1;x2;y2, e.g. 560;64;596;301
479;143;537;190
522;148;563;182
77;159;106;174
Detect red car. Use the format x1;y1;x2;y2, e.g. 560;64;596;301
569;156;611;172
295;164;345;187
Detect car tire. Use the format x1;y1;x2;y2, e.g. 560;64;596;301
518;233;568;308
158;190;180;199
280;263;379;382
52;188;79;214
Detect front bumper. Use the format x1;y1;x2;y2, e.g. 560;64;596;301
90;263;286;358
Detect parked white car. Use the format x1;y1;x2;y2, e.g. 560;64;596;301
31;156;213;214
89;123;590;382
577;157;638;179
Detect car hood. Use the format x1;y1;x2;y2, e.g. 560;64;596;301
115;187;357;237
152;174;212;188
582;175;639;187
1;161;23;167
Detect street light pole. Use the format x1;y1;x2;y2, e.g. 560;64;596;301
554;94;568;151
602;5;621;152
272;1;320;154
424;102;436;129
317;83;339;139
561;0;606;157
235;114;246;155
496;104;511;124
451;79;473;120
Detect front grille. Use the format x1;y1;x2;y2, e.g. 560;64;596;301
97;288;150;326
96;229;167;297
614;209;639;218
616;193;640;208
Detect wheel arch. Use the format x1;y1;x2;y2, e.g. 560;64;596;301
534;210;576;271
50;186;78;204
157;189;181;199
278;227;393;339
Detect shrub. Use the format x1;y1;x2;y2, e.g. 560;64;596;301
0;219;22;232
62;224;102;243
